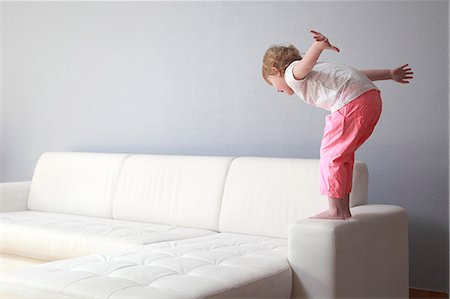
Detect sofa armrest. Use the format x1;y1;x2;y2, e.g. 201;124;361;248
0;182;31;212
288;204;409;299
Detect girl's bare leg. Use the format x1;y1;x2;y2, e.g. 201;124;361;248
343;193;352;220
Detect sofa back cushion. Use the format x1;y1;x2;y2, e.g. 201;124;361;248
219;157;368;238
28;152;130;218
112;155;233;231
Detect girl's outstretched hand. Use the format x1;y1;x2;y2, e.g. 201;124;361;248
310;30;340;53
391;64;414;84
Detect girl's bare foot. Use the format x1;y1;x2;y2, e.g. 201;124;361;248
309;195;351;220
310;209;346;220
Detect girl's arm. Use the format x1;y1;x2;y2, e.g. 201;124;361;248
293;30;340;80
361;70;392;81
361;64;413;84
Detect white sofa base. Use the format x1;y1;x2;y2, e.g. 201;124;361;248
1;205;408;299
1;271;292;299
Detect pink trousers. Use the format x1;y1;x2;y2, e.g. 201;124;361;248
320;89;382;199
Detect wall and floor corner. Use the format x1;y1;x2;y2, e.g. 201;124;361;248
0;0;448;294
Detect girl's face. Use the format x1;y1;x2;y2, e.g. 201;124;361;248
267;71;294;96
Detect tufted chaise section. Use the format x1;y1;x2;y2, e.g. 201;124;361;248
1;234;291;298
0;211;214;261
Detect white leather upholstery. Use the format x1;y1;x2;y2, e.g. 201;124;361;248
0;152;408;298
0;182;30;212
0;233;291;299
220;157;368;238
0;254;44;273
112;155;234;231
28;152;130;218
288;204;409;299
0;211;214;261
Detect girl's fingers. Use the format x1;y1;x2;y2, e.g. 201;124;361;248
311;31;325;39
311;31;339;52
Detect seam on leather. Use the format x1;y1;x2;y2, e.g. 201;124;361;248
216;156;238;232
205;265;292;298
110;154;133;219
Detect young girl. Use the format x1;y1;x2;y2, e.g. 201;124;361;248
262;30;413;220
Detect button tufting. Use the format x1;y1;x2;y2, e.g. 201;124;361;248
1;232;289;298
1;211;215;261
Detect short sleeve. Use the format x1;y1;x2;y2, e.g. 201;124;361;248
284;60;306;93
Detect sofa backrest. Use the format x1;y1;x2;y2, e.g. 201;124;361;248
27;152;368;237
28;152;129;218
219;157;368;238
112;154;234;231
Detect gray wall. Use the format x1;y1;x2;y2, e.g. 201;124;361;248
1;1;448;292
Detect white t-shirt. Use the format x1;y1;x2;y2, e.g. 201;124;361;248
284;60;379;112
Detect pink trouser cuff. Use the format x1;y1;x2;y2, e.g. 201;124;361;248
320;187;348;199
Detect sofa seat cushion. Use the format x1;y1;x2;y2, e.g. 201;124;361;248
0;211;215;261
0;233;291;299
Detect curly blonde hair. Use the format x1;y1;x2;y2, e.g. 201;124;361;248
262;45;303;84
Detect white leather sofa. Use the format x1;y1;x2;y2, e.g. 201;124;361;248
0;152;409;298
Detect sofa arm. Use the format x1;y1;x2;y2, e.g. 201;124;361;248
0;182;31;212
288;204;409;299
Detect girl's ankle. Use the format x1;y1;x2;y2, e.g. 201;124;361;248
328;208;342;216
